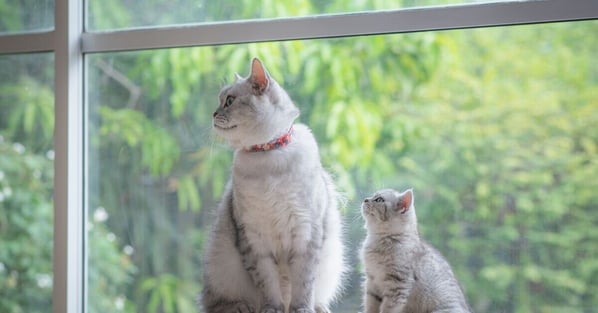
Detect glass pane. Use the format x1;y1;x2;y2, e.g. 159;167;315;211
0;53;54;312
87;0;525;31
87;20;598;313
0;0;54;34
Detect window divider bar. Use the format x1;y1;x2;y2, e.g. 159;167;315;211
0;31;55;54
82;0;598;53
53;0;86;311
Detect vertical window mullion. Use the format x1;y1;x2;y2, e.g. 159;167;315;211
53;0;86;312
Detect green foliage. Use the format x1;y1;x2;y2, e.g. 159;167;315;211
0;0;54;33
88;218;137;313
86;0;403;30
3;2;598;313
83;19;598;313
137;274;197;313
0;77;54;152
399;23;598;312
0;52;137;313
0;140;53;313
98;106;180;176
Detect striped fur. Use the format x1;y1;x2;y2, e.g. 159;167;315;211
201;58;346;313
360;189;472;313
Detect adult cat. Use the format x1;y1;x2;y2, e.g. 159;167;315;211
200;58;345;313
360;188;471;313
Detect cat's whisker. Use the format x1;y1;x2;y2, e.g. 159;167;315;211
350;212;364;224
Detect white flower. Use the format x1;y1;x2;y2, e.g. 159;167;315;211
2;187;11;197
13;143;25;154
93;207;109;223
46;150;55;160
115;296;125;310
107;233;116;242
36;274;52;288
123;245;134;256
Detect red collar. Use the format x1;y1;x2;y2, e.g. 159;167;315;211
245;127;294;152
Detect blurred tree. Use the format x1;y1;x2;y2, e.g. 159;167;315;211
2;1;598;313
405;22;598;312
0;52;136;312
0;0;54;33
86;15;598;313
0;139;53;313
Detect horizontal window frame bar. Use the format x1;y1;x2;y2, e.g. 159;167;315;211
0;31;54;54
81;0;598;53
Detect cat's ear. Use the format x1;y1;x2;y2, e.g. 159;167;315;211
397;189;414;214
234;73;243;81
249;58;269;94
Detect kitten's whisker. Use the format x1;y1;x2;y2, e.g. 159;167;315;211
350;212;364;224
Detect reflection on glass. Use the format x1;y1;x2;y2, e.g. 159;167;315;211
0;0;54;34
87;21;598;313
0;53;54;313
87;0;518;30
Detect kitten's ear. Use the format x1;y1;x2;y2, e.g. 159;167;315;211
397;189;414;214
249;58;269;94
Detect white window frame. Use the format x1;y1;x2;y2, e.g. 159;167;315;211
0;0;597;312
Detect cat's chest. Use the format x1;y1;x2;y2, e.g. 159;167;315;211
363;247;411;292
232;139;321;211
363;237;418;280
233;155;317;207
233;181;315;253
231;150;323;252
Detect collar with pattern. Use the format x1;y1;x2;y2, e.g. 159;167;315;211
244;126;294;152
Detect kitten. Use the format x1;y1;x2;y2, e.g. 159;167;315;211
200;58;346;313
360;188;472;313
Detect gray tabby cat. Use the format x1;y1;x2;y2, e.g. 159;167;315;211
200;58;346;313
360;188;471;313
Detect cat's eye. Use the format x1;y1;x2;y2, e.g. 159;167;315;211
374;197;384;203
224;95;235;108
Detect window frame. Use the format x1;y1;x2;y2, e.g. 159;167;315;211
0;0;597;312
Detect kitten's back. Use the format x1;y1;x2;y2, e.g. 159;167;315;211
407;240;472;313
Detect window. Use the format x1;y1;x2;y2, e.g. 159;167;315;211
1;1;597;313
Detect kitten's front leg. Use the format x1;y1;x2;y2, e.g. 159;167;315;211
364;290;382;313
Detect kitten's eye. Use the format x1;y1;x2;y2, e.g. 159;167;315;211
224;95;235;108
374;197;384;203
